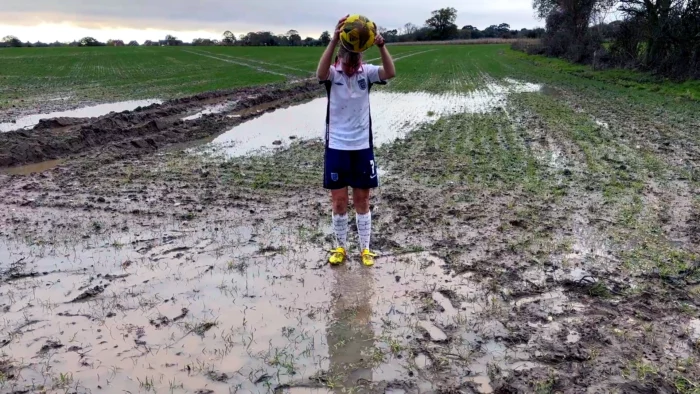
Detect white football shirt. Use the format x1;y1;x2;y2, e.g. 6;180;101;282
322;63;384;151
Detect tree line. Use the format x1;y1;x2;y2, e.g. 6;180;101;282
0;8;545;49
0;35;181;47
519;0;700;80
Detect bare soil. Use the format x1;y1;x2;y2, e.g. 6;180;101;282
0;77;699;394
0;80;322;168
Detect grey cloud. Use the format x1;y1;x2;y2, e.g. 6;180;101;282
5;0;542;36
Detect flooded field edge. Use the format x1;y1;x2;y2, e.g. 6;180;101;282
0;80;324;169
0;99;163;133
0;77;544;172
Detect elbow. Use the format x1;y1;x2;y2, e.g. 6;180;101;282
385;69;396;80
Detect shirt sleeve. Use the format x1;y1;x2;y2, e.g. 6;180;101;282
364;64;383;83
321;65;337;83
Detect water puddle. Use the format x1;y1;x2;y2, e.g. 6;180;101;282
279;388;333;394
413;353;432;369
564;217;611;265
567;330;581;343
418;320;448;341
549;149;563;169
689;319;700;342
502;78;542;93
182;101;239;121
594;118;610;129
432;291;458;316
206;79;541;158
48;95;72;101
540;85;564;99
470;375;494;393
513;288;585;316
0;99;162;132
0;159;63;175
0;215;527;394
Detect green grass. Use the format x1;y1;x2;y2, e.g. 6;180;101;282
0;45;421;109
507;49;700;101
380;110;547;194
0;46;285;108
2;44;699;110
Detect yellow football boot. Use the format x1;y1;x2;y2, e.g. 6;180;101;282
361;249;377;267
328;247;347;265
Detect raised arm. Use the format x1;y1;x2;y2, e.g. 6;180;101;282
316;15;348;81
375;35;395;80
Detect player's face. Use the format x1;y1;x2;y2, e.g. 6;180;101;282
341;53;361;76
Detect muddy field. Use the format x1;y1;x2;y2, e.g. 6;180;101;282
1;46;700;394
0;80;322;168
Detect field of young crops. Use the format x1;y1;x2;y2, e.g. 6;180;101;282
0;45;407;108
2;43;699;113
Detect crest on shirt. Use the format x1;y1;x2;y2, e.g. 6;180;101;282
357;78;367;90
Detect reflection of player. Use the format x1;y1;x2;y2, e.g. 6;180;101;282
325;265;375;390
316;15;396;267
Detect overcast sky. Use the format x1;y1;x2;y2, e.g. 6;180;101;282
1;0;543;43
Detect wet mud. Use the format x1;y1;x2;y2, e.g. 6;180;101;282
209;79;541;158
0;99;163;133
0;81;323;168
1;75;699;394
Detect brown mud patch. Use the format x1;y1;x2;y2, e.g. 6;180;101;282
0;80;323;169
0;199;531;393
0;99;163;132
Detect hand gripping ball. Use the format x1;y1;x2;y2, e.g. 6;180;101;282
339;14;377;53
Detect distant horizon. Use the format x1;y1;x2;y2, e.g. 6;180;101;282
1;20;549;45
1;1;547;44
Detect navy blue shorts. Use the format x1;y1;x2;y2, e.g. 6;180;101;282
323;148;379;190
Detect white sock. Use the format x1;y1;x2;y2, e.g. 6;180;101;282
356;212;371;251
332;213;348;248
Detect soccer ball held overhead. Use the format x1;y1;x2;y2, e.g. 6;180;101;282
339;14;377;53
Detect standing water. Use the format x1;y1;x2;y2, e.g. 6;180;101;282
0;99;162;132
181;100;239;121
207;79;541;157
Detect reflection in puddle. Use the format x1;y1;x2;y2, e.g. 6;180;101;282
1;159;63;175
0;99;162;132
0;218;524;394
207;97;325;157
207;80;541;157
326;264;376;389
